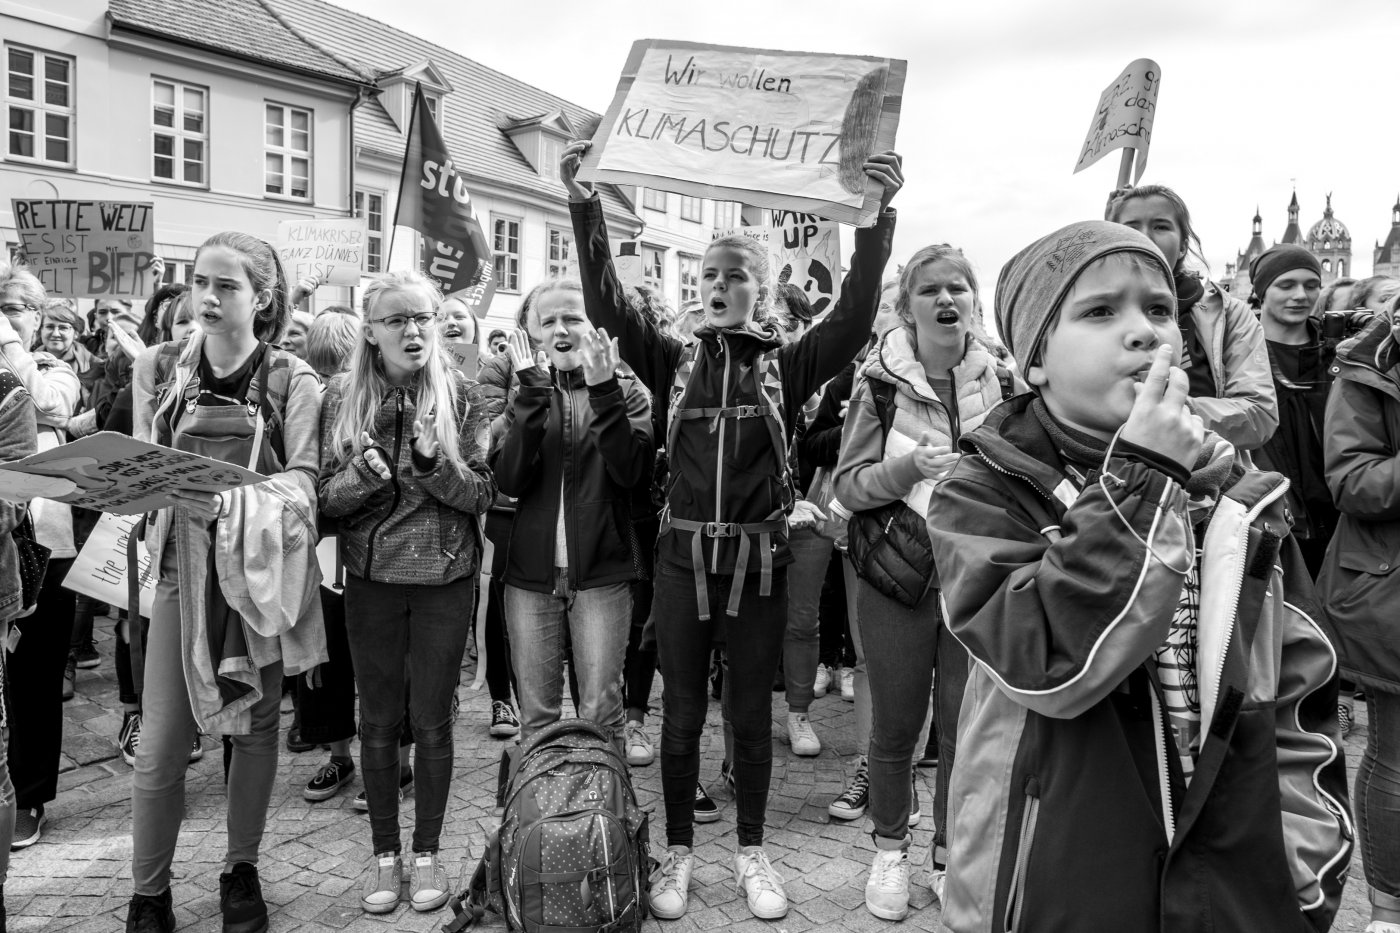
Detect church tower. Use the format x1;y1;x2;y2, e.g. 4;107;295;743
1226;207;1267;295
1373;196;1400;278
1281;190;1303;246
1306;193;1352;283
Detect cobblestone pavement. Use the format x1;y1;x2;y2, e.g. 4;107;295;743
8;612;1376;931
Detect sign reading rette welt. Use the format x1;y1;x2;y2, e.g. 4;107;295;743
276;218;368;287
0;432;268;516
1073;59;1161;182
578;41;905;227
12;199;157;298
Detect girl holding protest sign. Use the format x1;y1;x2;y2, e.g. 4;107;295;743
318;270;495;916
124;232;326;933
561;140;900;921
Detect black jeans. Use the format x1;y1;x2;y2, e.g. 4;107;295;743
932;612;969;857
624;518;659;715
5;557;76;809
818;553;855;668
296;588;357;746
115;613;147;707
653;559;787;848
484;577;516;705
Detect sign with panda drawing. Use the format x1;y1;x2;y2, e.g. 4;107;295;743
716;213;842;316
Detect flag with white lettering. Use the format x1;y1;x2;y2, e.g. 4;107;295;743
394;84;495;314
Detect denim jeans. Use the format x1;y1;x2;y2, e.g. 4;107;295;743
344;574;473;855
505;576;631;751
784;527;833;713
0;720;12;886
932;608;969;857
1359;689;1400;911
653;559;787;848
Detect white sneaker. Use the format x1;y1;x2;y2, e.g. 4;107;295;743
409;851;450;912
930;867;947;904
813;664;832;698
840;667;855;701
787;712;821;756
734;846;788;919
361;852;403;914
1365;923;1400;933
624;721;654;766
865;847;911;921
649;845;693;920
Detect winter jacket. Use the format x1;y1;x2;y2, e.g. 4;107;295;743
570;193;894;578
1189;280;1278;450
489;364;653;594
0;376;38;623
1317;316;1400;693
19;350;81;558
318;370;496;587
929;396;1351;933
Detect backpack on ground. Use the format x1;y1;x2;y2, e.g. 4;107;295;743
444;719;651;933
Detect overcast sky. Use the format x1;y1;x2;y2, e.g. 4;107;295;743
328;0;1400;290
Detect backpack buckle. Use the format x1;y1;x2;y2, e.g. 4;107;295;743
702;522;739;538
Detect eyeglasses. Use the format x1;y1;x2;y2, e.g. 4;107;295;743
370;313;437;332
0;303;34;316
42;322;75;333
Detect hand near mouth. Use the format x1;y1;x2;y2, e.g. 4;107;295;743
1120;344;1204;470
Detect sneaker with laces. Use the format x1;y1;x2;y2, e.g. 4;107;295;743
865;847;911;920
787;712;821;756
909;774;922;828
813;663;832;698
734;846;788;919
829;758;869;820
120;711;143;767
11;806;44;849
648;845;693;920
219;861;268;933
1338;702;1354;738
125;889;175;933
361;852;403;914
75;641;101;669
840;667;855;701
409;851;450;912
353;769;414;812
1365;923;1400;933
693;781;720;823
624;721;654;766
489;700;520;738
720;760;735;795
930;867;947;904
305;757;356;802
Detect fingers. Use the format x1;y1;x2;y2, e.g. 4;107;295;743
563;140;592;158
1162;364;1190;410
1138;344;1173;400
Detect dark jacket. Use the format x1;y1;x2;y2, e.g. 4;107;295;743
489;364;653;594
929;396;1351;933
318;370;496;586
570;193;894;574
1317;316;1400;693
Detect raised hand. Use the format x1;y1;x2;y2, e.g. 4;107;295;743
412;416;439;461
864;151;904;211
1120;344;1205;471
560;140;594;201
578;328;618;386
359;430;392;480
290;274;323;307
506;329;540;373
911;433;959;481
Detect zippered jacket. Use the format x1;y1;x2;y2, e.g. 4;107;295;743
928;395;1351;933
1189;279;1278;451
570;193;894;575
489;364;653;593
318;370;496;586
1317;315;1400;693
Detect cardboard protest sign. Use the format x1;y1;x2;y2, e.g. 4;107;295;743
276;219;367;287
768;211;841;314
11;199;157;298
579;41;906;227
1073;59;1160;183
444;341;479;378
0;432;268;516
63;512;154;616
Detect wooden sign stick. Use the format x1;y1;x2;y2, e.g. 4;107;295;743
1117;148;1135;189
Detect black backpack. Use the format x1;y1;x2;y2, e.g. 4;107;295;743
445;719;651;933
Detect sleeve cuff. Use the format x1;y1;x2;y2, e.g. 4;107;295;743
586;375;621;398
1115;440;1192;486
411;446;439;473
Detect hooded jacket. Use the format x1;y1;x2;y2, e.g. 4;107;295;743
928;397;1351;933
489;364;653;593
1188;279;1279;451
1317;315;1400;693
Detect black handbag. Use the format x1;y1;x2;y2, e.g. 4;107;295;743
12;508;51;612
847;499;935;608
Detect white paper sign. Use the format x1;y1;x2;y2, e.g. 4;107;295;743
63;512;155;616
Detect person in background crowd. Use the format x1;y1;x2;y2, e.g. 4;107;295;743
84;298;129;356
1107;185;1278;452
1351;275;1400;314
0;271;81;853
1317;307;1400;933
305;312;361;383
672;299;706;342
124;232;326;933
1315;276;1358;319
562;138;900;922
280;308;315;361
318;304;357;317
487;329;509;358
319;270;495;916
39;300;101;406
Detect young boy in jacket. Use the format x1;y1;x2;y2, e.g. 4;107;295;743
927;221;1351;933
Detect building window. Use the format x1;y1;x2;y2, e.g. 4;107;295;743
541;136;561;181
6;46;74;166
424;94;440;122
643;188;666;211
355;189;385;274
152;79;207;185
265;103;311;199
713;201;740;232
492;215;521;293
678;253;700;304
680;196;702;223
160;258;194;286
642;244;665;292
547;226;573;278
1321;258;1331;274
1337;259;1347;277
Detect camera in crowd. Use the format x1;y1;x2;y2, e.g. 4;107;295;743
1321;309;1376;341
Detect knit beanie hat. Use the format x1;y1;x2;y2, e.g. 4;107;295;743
994;221;1175;367
1248;245;1321;303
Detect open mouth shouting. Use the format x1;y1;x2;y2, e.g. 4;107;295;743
935;309;960;326
552;339;574;354
708;296;729;316
402;339;425;357
442;322;464;340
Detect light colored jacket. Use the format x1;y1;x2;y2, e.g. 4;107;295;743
1190;280;1278;451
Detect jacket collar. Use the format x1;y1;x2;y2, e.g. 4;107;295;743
1334;314;1400;390
863;327;998;403
693;319;783;353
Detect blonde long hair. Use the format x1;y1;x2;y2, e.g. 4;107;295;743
328;270;469;476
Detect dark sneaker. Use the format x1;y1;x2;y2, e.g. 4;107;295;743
693;781;721;823
120;711;143;766
125;889;175;933
11;807;44;849
353;769;414;812
489;701;520;738
75;642;101;669
62;653;76;702
219;862;268;933
305;757;355;802
286;726;318;754
829;758;869;821
1338;702;1354;738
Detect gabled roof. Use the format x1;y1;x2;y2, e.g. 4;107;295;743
266;0;638;227
381;60;454;95
107;0;370;88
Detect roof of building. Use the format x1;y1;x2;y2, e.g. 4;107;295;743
1307;194;1351;248
1375;195;1400;259
265;0;640;227
107;0;369;88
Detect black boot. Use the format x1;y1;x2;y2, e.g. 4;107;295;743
125;889;175;933
219;863;268;933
